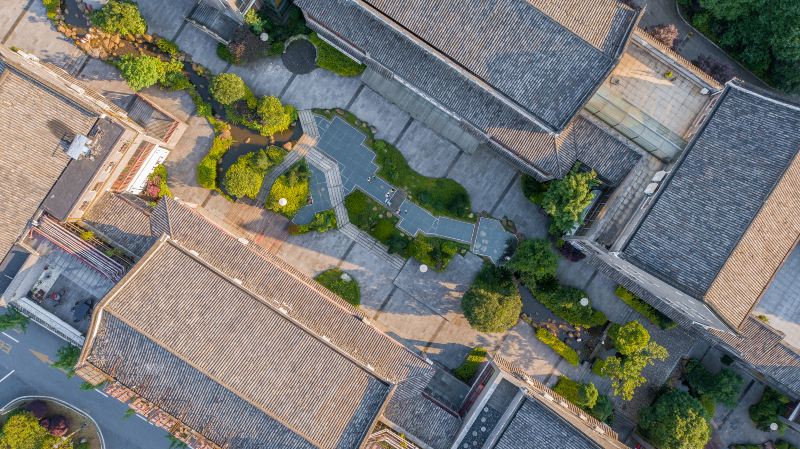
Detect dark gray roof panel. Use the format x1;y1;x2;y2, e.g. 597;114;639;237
358;0;633;128
493;398;599;449
624;86;800;297
82;193;156;257
559;116;641;185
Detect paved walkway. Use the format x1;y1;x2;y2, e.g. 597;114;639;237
292;114;514;262
636;0;767;87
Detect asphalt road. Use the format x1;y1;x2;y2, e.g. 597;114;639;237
0;309;172;449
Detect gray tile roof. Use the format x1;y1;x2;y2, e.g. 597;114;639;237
42;118;126;220
492;398;600;449
88;238;392;449
86;197;462;449
296;0;639;178
624;83;800;301
0;56;97;260
81;193;157;258
125;95;178;142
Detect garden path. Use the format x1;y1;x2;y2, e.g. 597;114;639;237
290;113;514;262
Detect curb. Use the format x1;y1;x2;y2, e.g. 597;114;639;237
1;395;106;449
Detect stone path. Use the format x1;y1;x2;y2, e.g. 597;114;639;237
293;113;515;262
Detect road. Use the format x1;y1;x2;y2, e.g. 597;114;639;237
637;0;768;87
0;308;172;449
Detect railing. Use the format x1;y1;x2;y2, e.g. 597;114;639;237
11;298;85;346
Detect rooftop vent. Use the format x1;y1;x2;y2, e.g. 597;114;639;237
66;134;92;160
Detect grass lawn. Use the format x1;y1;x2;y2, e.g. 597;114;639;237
315;108;473;221
315;268;360;306
267;159;310;218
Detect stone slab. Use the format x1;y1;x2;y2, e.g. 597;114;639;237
374;288;445;356
393;253;483;318
0;0;29;43
275;229;353;277
348;86;411;144
164;115;215;205
497;321;561;383
339;242;401;318
395;120;460;178
6;0;84;72
447;145;516;213
175;25;228;74
230;56;294;98
281;68;362;110
491;176;550;239
135;0;195;40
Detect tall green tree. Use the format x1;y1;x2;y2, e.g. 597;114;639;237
609;321;650;356
462;264;522;333
256;96;295;137
90;0;147;36
116;54;166;91
639;390;711;449
224;152;263;199
505;238;558;287
541;167;598;236
210;73;247;105
600;341;668;400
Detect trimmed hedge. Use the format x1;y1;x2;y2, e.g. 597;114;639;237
553;376;598;408
289;209;337;235
536;328;579;365
197;135;233;190
308;33;366;77
535;283;607;328
454;347;488;383
315;269;360;306
614;286;676;329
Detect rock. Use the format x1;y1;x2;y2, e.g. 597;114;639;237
143;34;153;43
57;24;67;34
370;126;378;134
102;38;111;48
282;142;293;150
112;34;121;44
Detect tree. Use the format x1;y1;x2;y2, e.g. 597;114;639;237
117;54;166;91
462;264;522;333
600;341;668;400
541;167;598;236
0;307;29;332
609;321;650;356
749;387;790;431
256;96;294;136
646;24;679;48
0;411;74;449
683;359;744;407
51;344;81;378
639;390;711;449
505;238;558;287
90;0;146;36
210;73;247;105
224;152;263;199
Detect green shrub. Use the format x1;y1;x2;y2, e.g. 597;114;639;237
541;166;598;236
290;209;337;235
749;387;789;432
534;283;607;328
224;152;264;199
315;269;360;306
372;218;397;242
308;33;366;77
614;286;676;329
210;73;247;105
43;0;61;20
553;376;598;408
116;54;166;91
776;441;798;449
0;307;28;332
160;70;192;91
217;42;237;65
256;96;294;137
536;328;579;365
454;347;488;383
197;135;233;190
506;238;558;288
589;394;614;424
90;0;146;36
462;263;522;333
407;235;465;272
267;160;310;218
146;164;171;199
189;87;212;117
599;341;668;400
52;344;81;377
683;359;744;407
156;38;180;57
699;394;716;417
608;321;650;356
244;9;266;34
639;390;711;449
0;411;73;449
370;139;472;221
521;174;548;205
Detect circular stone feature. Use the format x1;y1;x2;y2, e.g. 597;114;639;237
282;38;317;75
419;264;429;273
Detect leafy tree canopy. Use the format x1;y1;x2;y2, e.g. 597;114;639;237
0;411;74;449
52;344;81;377
117;54;166;91
600;341;668;400
256;96;295;137
639;390;711;449
90;0;146;36
210;73;247;105
506;238;558;287
224;152;263;199
541;167;598;236
683;359;744;407
609;321;650;356
462;263;522;333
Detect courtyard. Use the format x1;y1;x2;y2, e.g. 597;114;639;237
0;0;724;442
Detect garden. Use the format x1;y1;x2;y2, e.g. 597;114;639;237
0;399;102;449
315;269;360;307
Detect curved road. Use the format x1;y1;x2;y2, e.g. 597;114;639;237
637;0;768;87
0;311;171;449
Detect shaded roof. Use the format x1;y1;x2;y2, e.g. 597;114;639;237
87;237;391;449
84;197;462;449
43;117;126;220
295;0;639;178
623;82;800;324
493;398;600;449
0;55;96;260
81;193;157;258
126;95;178;142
